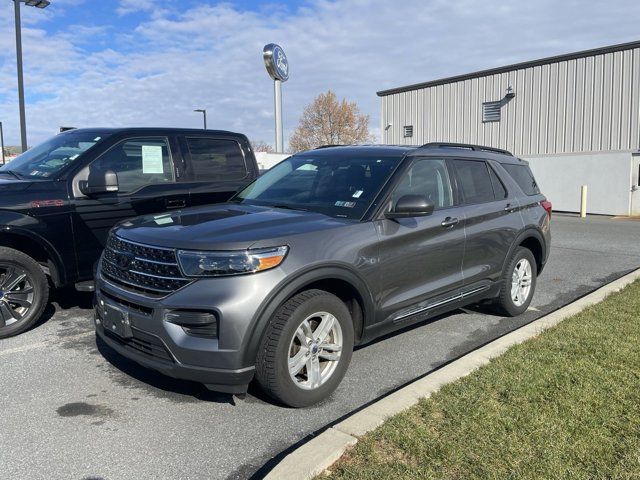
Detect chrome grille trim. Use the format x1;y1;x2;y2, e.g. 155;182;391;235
102;234;192;297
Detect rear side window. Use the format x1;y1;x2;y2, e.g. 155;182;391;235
185;137;247;181
452;160;495;204
502;164;540;195
488;165;508;199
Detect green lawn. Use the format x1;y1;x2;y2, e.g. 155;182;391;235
324;280;640;480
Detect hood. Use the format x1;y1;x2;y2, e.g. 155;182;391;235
115;203;355;250
0;176;35;193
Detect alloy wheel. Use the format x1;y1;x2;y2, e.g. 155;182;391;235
288;311;343;390
0;264;35;328
511;258;532;307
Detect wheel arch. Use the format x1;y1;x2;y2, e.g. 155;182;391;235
0;227;66;287
507;228;547;275
241;265;375;366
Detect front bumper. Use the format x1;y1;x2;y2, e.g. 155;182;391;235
94;263;287;394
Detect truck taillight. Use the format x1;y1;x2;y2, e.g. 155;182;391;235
540;200;552;218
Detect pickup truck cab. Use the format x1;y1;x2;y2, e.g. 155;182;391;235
0;127;259;338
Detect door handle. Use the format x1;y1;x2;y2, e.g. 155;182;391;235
441;217;459;228
504;203;516;213
166;199;186;209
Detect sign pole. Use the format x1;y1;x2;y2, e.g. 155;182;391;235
274;79;283;153
263;43;289;154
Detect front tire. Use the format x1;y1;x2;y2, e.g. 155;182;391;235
492;247;537;317
255;289;354;407
0;247;49;339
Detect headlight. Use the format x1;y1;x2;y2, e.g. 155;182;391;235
177;246;288;277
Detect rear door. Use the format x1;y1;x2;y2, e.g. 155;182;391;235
375;157;466;327
178;135;256;207
71;136;189;279
450;158;523;288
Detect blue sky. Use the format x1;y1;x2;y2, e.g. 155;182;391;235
0;0;639;147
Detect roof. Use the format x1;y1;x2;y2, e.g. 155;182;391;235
296;143;524;164
377;39;640;97
59;127;245;137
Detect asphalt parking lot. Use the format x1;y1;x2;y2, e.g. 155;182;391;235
1;214;640;480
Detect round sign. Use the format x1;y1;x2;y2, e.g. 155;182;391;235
263;43;289;82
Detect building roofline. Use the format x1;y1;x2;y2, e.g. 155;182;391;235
377;39;640;97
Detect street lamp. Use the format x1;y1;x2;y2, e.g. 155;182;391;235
0;122;5;164
13;0;51;153
194;109;207;130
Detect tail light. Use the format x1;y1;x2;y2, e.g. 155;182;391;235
540;200;552;218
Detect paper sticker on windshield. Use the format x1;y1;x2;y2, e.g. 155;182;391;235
142;145;164;174
335;201;356;208
352;190;363;198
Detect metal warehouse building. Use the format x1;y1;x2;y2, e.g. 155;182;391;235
378;40;640;216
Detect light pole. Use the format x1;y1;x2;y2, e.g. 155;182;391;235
0;122;5;164
13;0;51;153
194;109;207;129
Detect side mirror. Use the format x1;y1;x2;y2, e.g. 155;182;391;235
80;169;119;196
385;194;434;219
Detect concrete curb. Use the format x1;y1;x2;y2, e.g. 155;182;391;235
264;268;640;480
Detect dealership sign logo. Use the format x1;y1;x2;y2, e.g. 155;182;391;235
263;43;289;82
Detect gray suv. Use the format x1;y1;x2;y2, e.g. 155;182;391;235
94;143;551;407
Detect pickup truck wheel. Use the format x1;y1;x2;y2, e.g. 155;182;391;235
0;247;49;339
492;247;537;317
255;289;354;407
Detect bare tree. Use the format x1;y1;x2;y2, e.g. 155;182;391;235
250;140;275;153
289;91;373;152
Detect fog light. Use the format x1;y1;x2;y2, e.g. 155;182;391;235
165;310;218;339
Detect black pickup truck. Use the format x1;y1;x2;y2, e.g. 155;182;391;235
0;127;259;338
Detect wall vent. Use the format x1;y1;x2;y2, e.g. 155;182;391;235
403;125;414;137
482;101;501;122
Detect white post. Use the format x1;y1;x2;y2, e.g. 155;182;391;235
274;79;283;153
580;185;588;218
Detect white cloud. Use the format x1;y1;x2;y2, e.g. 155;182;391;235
0;0;639;148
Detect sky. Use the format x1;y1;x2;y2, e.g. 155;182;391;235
0;0;639;148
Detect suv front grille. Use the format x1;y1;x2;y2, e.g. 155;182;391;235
102;235;192;297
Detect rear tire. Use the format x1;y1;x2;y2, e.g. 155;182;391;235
492;247;537;317
255;289;354;407
0;247;49;339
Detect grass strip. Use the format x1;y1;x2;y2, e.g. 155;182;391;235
324;280;640;479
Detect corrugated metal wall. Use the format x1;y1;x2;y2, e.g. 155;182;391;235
381;47;640;155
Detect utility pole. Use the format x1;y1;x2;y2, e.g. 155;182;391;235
13;0;51;153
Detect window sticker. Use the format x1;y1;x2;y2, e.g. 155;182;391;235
142;145;164;174
352;190;363;198
335;201;356;208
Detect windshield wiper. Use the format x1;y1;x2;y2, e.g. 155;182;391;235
271;204;309;212
0;170;23;180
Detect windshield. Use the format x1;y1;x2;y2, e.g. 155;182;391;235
0;131;110;178
234;153;401;219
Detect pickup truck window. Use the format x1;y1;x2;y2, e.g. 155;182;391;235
0;131;109;179
185;137;247;181
91;137;175;193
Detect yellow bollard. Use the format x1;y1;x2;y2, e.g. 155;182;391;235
580;185;588;218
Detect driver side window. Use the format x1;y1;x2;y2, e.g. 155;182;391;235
91;137;175;194
391;158;453;210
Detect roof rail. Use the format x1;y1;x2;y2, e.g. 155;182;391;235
419;142;514;156
314;144;348;149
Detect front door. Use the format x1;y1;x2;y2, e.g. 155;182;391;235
374;157;466;328
71;136;189;279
